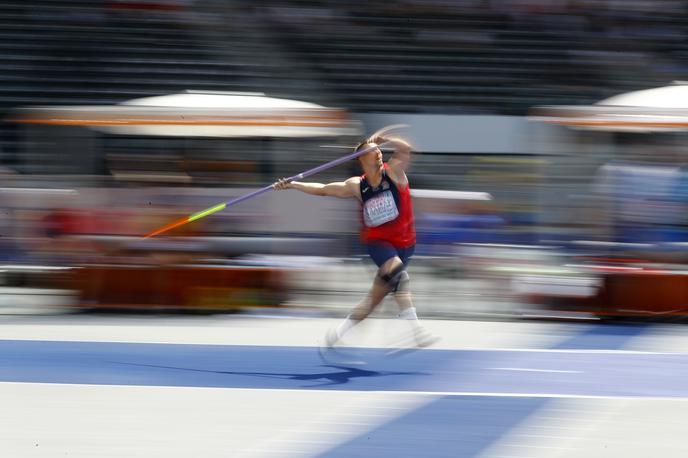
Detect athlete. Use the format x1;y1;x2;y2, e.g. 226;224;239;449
273;132;438;350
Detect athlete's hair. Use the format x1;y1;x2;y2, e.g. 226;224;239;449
354;140;372;153
354;141;380;163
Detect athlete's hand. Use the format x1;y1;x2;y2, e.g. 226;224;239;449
366;133;386;146
366;124;410;147
272;178;292;191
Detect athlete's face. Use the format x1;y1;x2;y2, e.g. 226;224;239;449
360;143;383;170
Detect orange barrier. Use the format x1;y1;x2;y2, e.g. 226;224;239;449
74;265;288;311
531;272;688;318
600;273;688;317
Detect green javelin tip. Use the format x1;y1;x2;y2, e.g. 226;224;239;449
188;202;227;223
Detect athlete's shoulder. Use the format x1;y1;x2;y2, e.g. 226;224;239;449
384;162;409;189
345;176;363;201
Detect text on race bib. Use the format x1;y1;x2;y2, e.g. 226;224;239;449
363;190;399;227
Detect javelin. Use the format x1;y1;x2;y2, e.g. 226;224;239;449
144;124;408;238
144;142;389;238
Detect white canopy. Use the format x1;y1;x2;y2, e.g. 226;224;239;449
122;91;324;110
597;83;688;108
10;91;361;138
529;82;688;132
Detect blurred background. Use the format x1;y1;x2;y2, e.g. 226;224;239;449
2;0;688;319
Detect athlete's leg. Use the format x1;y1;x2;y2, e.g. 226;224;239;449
329;272;391;344
327;242;399;346
389;246;439;347
390;246;413;313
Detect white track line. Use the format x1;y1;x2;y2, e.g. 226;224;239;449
2;382;686;401
491;368;583;374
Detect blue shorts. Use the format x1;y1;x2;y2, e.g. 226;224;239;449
365;241;415;268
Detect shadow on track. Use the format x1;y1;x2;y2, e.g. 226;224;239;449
112;361;427;388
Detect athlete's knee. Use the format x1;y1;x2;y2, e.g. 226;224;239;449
377;263;410;293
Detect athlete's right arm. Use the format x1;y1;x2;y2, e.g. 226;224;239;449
273;176;361;200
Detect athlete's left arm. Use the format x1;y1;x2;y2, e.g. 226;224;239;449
383;136;412;188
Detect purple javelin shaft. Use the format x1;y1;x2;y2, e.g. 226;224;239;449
222;142;385;207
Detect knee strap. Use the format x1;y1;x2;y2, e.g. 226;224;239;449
378;264;409;292
393;270;410;293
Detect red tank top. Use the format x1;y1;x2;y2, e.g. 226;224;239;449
359;164;416;248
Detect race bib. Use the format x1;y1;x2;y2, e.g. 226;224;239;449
363;190;399;227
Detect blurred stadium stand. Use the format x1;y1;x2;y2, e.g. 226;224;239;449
1;0;686;116
248;0;688;113
0;0;685;179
